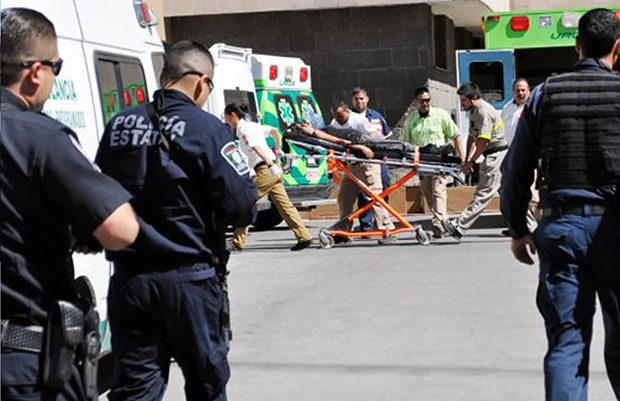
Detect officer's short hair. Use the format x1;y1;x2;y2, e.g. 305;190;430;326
351;87;368;97
1;8;57;86
578;8;620;59
456;82;482;100
414;86;430;98
160;40;214;85
331;101;349;112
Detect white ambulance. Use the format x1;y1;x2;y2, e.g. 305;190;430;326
204;43;261;123
1;0;165;358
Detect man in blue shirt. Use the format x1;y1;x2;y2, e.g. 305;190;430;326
501;8;620;400
351;87;392;233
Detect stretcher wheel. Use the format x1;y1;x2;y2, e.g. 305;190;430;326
415;227;431;246
318;230;334;249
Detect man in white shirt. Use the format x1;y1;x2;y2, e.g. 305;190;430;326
500;78;539;234
224;103;312;251
501;78;530;145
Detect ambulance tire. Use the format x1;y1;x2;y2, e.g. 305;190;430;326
253;207;284;231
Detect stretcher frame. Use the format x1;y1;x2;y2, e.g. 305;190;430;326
284;139;463;249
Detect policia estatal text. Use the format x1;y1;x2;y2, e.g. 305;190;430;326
95;40;257;401
1;8;139;401
501;8;620;401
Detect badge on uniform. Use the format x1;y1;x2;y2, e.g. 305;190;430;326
221;142;250;176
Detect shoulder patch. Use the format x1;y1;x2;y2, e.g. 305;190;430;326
221;141;250;176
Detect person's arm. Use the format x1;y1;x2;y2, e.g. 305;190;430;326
452;135;465;162
348;144;374;159
442;111;464;162
300;123;351;146
269;128;281;150
43;126;139;251
93;203;139;250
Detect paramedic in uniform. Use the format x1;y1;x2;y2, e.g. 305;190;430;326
403;86;464;238
442;82;508;240
95;40;257;401
224;103;313;252
300;106;396;245
501;8;620;400
1;8;139;400
351;87;392;232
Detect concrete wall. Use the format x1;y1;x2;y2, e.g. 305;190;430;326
167;4;461;127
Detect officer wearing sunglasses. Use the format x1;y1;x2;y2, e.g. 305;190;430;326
1;8;139;400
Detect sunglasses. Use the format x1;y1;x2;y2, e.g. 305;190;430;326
177;70;215;91
16;58;64;76
417;98;431;104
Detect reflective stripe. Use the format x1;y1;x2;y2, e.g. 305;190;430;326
492;119;504;132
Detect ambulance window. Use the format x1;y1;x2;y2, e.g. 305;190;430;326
223;90;259;122
96;60;121;124
151;52;165;89
273;95;298;132
469;62;504;102
95;54;148;124
296;96;317;121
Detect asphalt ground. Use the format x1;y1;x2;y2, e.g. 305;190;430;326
149;216;615;401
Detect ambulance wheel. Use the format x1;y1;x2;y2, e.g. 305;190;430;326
319;230;334;249
416;227;431;246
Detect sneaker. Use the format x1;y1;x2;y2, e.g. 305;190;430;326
290;239;312;251
226;240;243;253
378;235;397;245
431;225;444;239
333;235;352;245
441;219;462;241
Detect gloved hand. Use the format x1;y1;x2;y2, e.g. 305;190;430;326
269;163;283;178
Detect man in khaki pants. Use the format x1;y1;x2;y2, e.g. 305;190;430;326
224;103;312;251
403;87;464;238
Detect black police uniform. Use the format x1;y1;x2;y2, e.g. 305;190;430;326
95;89;257;401
501;58;620;400
1;87;133;400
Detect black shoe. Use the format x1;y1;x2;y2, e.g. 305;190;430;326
501;229;511;237
226;240;243;253
333;235;352;245
441;219;462;241
291;240;312;251
377;235;396;245
431;226;444;239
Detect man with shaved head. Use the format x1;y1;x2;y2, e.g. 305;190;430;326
1;7;139;400
96;40;257;401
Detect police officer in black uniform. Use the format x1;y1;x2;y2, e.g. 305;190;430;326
501;8;620;401
95;40;257;401
1;8;140;401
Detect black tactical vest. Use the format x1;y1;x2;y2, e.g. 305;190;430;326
536;71;620;189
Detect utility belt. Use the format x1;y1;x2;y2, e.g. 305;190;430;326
483;143;508;157
542;203;608;219
1;276;101;399
112;258;215;280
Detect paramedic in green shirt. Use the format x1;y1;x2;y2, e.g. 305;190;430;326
403;86;464;238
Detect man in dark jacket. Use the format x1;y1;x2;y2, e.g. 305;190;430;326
501;8;620;400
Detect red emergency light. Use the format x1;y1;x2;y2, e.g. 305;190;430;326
123;90;131;106
300;67;308;82
510;16;530;31
269;65;278;80
136;87;146;103
109;94;115;109
615;10;620;21
140;2;151;24
486;15;501;22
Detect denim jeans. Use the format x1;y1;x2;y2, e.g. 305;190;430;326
534;204;620;401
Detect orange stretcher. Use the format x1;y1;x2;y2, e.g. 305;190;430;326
283;131;463;249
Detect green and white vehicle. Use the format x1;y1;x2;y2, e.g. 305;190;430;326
249;54;334;229
457;6;620;112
